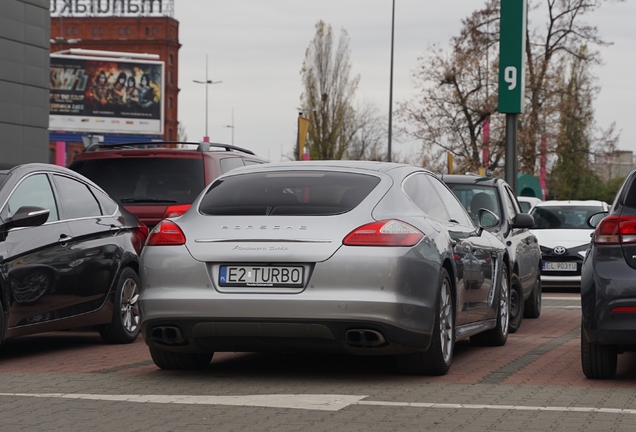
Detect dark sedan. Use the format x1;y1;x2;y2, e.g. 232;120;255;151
0;163;147;346
441;175;542;333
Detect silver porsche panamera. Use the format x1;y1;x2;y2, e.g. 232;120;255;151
139;161;510;375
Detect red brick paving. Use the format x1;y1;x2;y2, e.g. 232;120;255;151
1;298;635;388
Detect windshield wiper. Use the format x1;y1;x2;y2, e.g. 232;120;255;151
120;198;178;203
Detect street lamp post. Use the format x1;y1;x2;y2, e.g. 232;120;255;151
193;55;222;142
223;107;235;145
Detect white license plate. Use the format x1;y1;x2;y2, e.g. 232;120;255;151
542;262;577;271
219;265;304;287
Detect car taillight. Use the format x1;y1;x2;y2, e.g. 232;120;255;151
163;204;191;219
595;215;636;245
146;220;186;246
611;306;636;313
131;223;149;254
343;220;423;246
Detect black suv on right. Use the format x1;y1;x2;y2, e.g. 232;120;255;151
69;141;268;229
442;175;542;333
581;168;636;379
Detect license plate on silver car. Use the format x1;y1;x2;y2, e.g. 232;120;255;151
219;265;304;287
542;262;577;271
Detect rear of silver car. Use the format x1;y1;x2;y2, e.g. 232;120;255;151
140;166;443;360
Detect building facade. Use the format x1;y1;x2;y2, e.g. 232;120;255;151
49;0;180;165
0;0;51;169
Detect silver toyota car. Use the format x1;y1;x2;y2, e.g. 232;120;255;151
139;161;509;375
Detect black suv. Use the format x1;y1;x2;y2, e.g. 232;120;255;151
441;175;542;332
581;168;636;378
69;141;268;228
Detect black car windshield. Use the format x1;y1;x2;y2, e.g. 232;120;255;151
199;171;380;216
446;184;501;226
530;205;604;229
70;158;205;204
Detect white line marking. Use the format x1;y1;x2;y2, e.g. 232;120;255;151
1;393;636;415
543;296;580;300
543;305;581;309
0;393;366;411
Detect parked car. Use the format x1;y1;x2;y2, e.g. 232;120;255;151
530;200;609;289
517;196;543;213
441;175;542;332
0;163;147;346
581;170;636;378
139;161;511;374
69;141;268;228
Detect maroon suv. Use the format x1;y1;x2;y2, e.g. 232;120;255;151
69;141;268;228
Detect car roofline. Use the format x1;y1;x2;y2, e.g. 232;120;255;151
83;141;256;156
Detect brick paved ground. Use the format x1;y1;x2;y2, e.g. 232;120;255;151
1;294;635;431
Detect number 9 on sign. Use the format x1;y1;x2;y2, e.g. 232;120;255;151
504;66;517;90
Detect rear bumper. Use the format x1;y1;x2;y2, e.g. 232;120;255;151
139;245;441;355
141;318;432;355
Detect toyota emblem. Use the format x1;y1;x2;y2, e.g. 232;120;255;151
553;246;567;255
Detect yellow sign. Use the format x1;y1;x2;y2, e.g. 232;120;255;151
298;116;310;160
447;153;454;174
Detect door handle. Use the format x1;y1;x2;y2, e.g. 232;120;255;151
110;225;123;235
58;234;73;245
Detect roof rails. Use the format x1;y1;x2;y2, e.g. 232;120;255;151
83;141;256;156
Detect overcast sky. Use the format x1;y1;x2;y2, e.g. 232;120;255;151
174;0;636;163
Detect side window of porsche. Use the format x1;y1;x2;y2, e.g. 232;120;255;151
6;174;59;222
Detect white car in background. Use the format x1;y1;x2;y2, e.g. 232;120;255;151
517;196;543;213
529;200;609;289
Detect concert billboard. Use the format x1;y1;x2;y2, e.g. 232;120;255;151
49;54;164;135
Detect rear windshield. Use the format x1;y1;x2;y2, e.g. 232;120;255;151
530;205;604;229
0;173;7;189
199;170;380;216
70;158;205;205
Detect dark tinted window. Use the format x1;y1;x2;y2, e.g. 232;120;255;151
219;157;244;173
6;174;59;222
92;187;118;215
54;175;101;219
403;174;449;221
0;173;7;189
200;171;380;216
70;158;205;205
623;176;636;208
530;205;604;229
446;184;500;226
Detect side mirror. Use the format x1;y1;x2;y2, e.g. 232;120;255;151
2;206;50;230
511;213;534;229
587;212;609;229
478;208;500;230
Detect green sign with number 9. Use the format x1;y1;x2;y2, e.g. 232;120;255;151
498;0;527;114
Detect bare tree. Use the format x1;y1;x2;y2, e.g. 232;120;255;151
397;1;505;175
399;0;620;176
300;20;360;160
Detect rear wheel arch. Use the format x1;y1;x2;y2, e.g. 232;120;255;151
442;259;457;305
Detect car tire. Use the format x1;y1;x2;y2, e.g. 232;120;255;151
581;323;618;379
149;347;214;370
508;274;524;333
470;266;510;347
99;267;141;344
524;277;542;319
396;268;454;376
0;300;5;346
